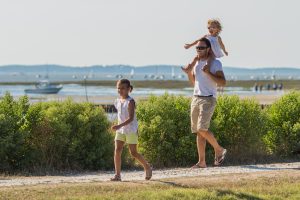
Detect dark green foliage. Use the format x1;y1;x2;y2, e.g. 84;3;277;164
0;93;113;172
0;93;30;170
137;94;269;167
264;91;300;156
1;91;299;172
210;95;268;163
136;94;197;167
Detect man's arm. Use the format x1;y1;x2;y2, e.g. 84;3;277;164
187;70;195;86
218;36;228;56
204;70;226;87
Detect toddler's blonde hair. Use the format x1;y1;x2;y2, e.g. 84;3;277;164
207;19;222;34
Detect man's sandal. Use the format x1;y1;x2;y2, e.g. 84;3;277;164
214;149;227;166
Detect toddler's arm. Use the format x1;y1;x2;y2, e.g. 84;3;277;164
184;35;207;49
218;36;228;56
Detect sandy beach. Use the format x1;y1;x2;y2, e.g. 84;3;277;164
237;93;283;105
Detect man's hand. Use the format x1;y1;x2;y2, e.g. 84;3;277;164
204;70;226;87
111;125;121;131
202;65;210;73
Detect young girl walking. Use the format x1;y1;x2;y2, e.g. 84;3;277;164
110;79;152;181
182;19;228;72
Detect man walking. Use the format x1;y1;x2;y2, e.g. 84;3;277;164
182;37;227;168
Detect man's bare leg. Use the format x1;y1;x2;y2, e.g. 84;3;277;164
197;133;207;167
198;130;224;158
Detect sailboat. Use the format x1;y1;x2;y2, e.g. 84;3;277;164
88;70;94;79
171;67;176;79
25;66;63;94
25;80;63;94
130;68;135;78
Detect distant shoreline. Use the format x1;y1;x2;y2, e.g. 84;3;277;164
0;80;299;89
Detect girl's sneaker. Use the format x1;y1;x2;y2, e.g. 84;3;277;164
110;174;121;181
145;166;153;180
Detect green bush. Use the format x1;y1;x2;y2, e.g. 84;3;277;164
1;91;299;172
136;94;197;167
23;100;114;171
264;91;300;156
210;95;268;163
0;93;114;172
137;94;268;167
0;93;30;170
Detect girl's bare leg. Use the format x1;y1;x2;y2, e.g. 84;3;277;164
204;50;215;71
128;144;151;170
114;140;125;176
128;144;152;180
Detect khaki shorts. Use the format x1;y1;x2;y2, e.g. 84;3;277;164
115;132;138;144
191;96;216;133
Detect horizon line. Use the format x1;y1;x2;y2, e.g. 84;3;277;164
0;64;300;70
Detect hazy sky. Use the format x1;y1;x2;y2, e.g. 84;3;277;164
0;0;299;68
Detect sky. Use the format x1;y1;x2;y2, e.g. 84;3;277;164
0;0;299;68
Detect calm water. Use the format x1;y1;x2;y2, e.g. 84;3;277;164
1;67;300;82
0;84;284;98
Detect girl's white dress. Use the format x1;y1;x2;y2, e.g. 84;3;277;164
114;96;138;134
206;35;224;58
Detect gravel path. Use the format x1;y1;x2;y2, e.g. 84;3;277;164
0;162;299;187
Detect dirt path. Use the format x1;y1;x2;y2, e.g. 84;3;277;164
0;162;299;187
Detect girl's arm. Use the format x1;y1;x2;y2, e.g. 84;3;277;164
218;36;228;56
184;35;207;49
113;100;135;130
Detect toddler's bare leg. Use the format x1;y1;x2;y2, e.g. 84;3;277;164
204;50;215;71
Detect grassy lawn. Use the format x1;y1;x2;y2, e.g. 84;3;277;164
0;171;299;200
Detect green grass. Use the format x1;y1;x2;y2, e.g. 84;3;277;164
1;171;299;200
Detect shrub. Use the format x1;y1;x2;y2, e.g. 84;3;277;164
1;91;298;172
264;91;300;156
137;94;268;167
136;94;197;167
0;93;30;171
23;100;114;171
210;95;268;163
0;93;114;172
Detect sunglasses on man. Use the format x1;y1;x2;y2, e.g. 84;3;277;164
196;46;208;50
